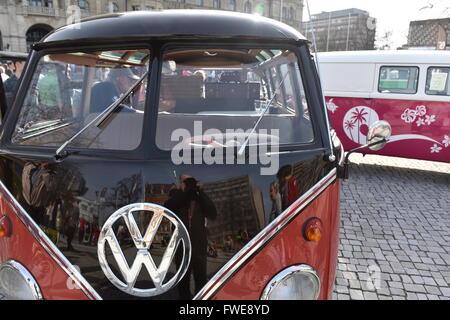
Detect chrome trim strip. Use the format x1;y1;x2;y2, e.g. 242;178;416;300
0;260;44;300
260;264;321;300
0;179;102;300
194;168;337;300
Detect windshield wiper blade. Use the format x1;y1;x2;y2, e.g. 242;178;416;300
237;72;289;156
15;120;73;142
55;71;148;160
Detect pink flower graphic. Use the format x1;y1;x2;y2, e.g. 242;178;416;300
430;144;442;154
416;118;425;127
401;108;417;124
425;115;436;125
443;135;450;148
415;105;427;117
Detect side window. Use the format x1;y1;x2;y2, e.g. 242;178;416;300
271;66;286;107
279;62;308;117
378;66;419;94
426;67;450;96
12;49;150;151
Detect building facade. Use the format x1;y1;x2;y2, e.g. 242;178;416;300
301;8;376;52
406;18;450;50
0;0;303;53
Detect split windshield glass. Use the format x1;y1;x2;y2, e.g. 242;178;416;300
155;48;314;151
12;49;150;151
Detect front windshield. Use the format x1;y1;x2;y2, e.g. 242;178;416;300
12;49;150;151
155;48;314;151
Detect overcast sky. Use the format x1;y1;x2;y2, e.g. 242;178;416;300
302;0;450;48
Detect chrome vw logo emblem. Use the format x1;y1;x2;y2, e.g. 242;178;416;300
97;203;191;297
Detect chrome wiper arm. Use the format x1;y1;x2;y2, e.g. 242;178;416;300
238;72;289;156
55;71;148;159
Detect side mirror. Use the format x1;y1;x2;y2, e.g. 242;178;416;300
366;120;392;151
338;120;392;179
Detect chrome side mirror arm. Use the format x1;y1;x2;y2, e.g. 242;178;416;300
338;138;388;180
337;120;392;180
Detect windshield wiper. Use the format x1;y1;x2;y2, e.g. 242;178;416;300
15;119;73;143
238;72;289;156
55;71;148;160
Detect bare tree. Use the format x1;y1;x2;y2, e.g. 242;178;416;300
375;30;393;50
419;0;450;14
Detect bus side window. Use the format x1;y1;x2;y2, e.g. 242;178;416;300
425;67;450;96
378;66;419;94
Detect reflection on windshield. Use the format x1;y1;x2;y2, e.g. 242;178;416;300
156;48;314;151
12;49;150;151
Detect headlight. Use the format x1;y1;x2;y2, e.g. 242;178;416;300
0;260;43;300
260;265;320;300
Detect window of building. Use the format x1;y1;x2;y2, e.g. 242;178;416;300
30;0;53;7
228;0;236;11
426;67;450;96
213;0;221;9
107;2;119;12
26;25;52;51
78;0;89;13
244;1;252;13
378;66;419;94
282;7;288;20
195;0;204;6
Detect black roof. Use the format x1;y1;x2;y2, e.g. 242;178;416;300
41;10;306;46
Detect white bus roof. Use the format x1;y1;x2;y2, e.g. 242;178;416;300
317;50;450;101
317;50;450;65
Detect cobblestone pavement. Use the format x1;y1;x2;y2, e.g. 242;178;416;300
1;155;448;301
332;154;450;300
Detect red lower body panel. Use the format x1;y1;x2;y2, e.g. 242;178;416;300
0;194;89;300
211;180;340;300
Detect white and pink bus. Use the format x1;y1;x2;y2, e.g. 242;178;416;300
318;50;450;163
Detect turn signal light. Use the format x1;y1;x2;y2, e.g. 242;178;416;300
0;215;12;238
303;218;322;243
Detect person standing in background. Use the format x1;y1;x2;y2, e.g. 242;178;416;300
4;60;26;106
269;181;282;222
0;66;9;82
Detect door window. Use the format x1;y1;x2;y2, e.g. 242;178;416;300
378;66;419;94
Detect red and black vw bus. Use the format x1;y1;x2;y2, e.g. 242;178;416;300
0;10;388;300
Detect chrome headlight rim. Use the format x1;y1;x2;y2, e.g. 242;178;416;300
0;260;43;300
260;264;321;300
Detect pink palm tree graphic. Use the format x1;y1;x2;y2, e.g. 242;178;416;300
350;108;369;144
344;120;356;142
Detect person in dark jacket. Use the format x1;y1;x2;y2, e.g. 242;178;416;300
4;60;25;107
164;175;217;299
89;67;139;113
